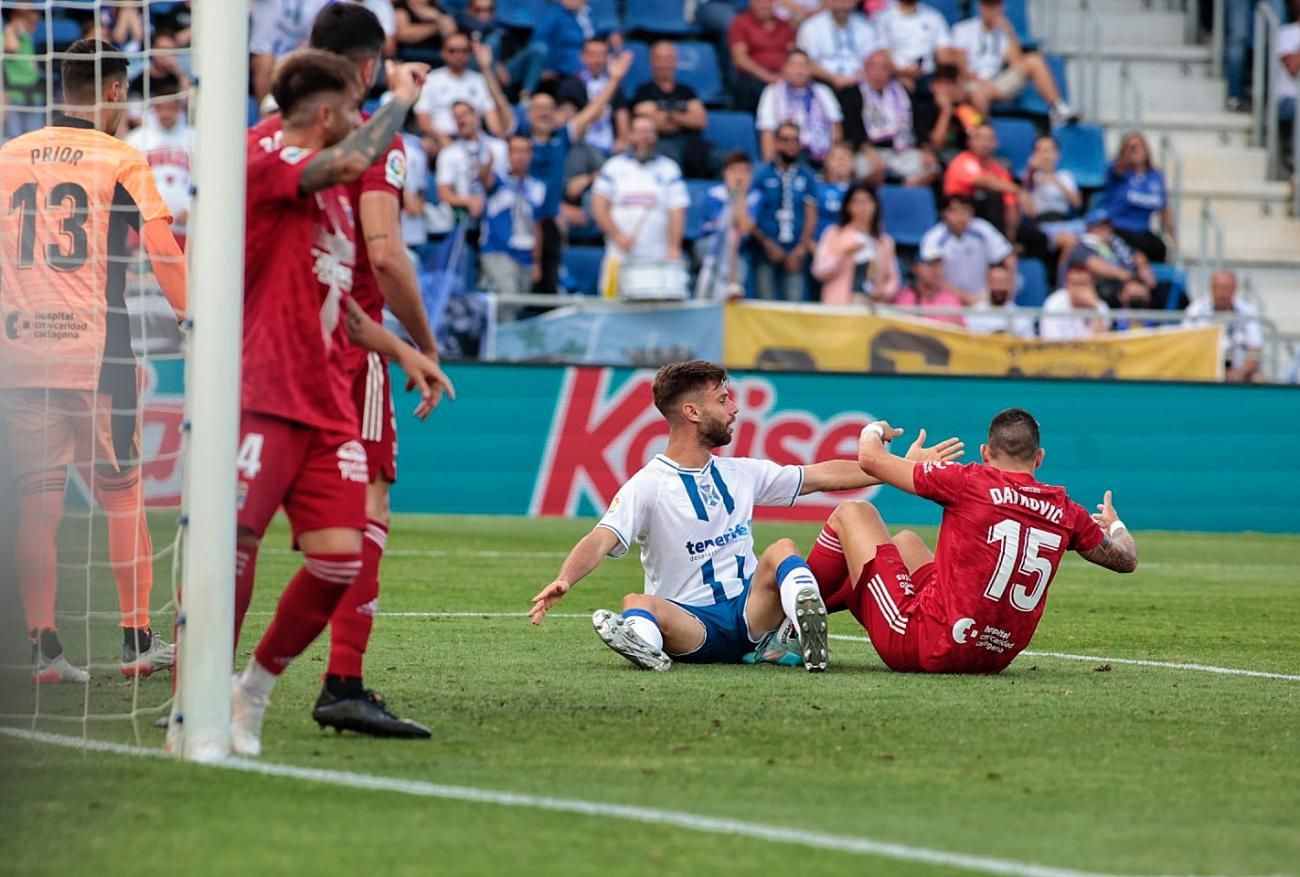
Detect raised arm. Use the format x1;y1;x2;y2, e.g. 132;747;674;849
1077;490;1139;573
855;420;919;494
474;40;516;138
299;62;428;195
801;428;964;494
528;526;622;624
571;51;632;141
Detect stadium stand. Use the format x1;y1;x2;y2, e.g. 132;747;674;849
879;185;939;248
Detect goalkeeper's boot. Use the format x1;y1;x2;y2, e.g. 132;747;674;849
312;687;432;739
121;629;176;678
592;609;672;671
742;620;803;667
793;587;830;673
230;674;269;758
31;630;89;684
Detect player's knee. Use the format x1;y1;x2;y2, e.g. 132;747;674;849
830;500;880;529
622;593;653;612
236;528;261;550
365;479;391;525
893;530;923;551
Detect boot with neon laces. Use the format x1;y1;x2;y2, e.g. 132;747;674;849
120;627;175;678
230;670;271;758
312;676;431;738
31;629;90;684
591;609;672;671
742;619;804;667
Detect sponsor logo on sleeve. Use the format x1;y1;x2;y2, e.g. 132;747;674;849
385;149;406;188
280;146;310;165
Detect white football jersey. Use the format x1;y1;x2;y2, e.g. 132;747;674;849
598;454;804;607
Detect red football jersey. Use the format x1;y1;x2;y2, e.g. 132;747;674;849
249;115;405;374
909;461;1105;672
242;132;358;433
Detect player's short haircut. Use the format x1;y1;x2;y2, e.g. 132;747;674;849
987;408;1041;462
653;361;729;418
61;39;129;102
310;2;386;64
272;49;358;124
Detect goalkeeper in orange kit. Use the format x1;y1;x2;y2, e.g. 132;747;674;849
0;40;188;682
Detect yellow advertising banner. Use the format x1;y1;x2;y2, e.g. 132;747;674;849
723;303;1223;381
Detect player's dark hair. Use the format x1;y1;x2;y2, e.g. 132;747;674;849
272;49;358;123
61;39;128;102
838;182;881;236
309;2;386;64
723;150;751;169
152;73;183;98
653;361;728;419
987;408;1041;462
943;193;975;211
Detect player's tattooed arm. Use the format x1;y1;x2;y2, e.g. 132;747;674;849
298;62;429;195
1078;531;1139;574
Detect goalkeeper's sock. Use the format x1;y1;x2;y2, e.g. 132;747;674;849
622;609;664;651
325;519;386;680
96;471;154;629
807;523;851;613
16;472;66;632
253;553;361;675
234;542;261;647
776;554;819;626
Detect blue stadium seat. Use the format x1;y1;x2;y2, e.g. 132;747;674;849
675;42;724;105
588;0;621;33
1015;258;1049;307
563;245;605;296
879;185;938;248
621;41;653;99
705;111;761;162
625;0;700;37
990;117;1038;176
497;0;545;30
1014;54;1068;116
1054;123;1108;189
684;179;714;241
33;17;82;50
927;0;963;26
1151;263;1188;309
1004;0;1033;43
247;95;259;127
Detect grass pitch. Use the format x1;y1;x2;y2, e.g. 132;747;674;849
1;514;1297;877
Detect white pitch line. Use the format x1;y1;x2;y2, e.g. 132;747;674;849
262;547;568;559
0;727;1264;877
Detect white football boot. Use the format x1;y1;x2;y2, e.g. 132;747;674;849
592;610;672;671
32;653;90;684
230;674;269;758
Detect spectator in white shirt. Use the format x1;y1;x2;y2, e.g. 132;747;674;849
249;0;332;102
415;31;510;151
872;0;956;91
1018;134;1084;264
965;264;1036;338
1040;266;1111;341
124;75;194;243
591;114;691;296
796;0;879;92
950;0;1075;125
846;49;939;187
1276;11;1299;124
756;49;844;164
399;128;432;257
436;101;509;224
1183;270;1267;383
918;194;1016;303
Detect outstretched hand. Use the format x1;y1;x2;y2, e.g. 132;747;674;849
1092;490;1119;529
395;347;456;419
903;428;965;465
529;580;570;625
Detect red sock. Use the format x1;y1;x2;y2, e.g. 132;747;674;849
233;543;260;649
807;524;852;613
253;553;360;675
326;520;386;679
96;472;154;629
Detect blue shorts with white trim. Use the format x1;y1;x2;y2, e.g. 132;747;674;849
669;582;762;664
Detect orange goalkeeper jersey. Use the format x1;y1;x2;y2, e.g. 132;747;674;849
0;116;173;391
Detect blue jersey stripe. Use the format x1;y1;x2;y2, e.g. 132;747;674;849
709;466;735;515
678;472;710;522
701;559;727;604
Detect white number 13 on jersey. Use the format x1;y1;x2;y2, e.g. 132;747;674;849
984;519;1063;612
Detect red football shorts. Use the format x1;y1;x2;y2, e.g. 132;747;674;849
351;351;396;484
849;544;938;673
235;411;368;540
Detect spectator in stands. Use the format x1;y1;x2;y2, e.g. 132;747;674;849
796;0;879;93
633;41;712;179
526;51;631;291
592;113;689;296
479;135;547;296
128;28;191;124
919;194;1015;304
557;37;629;155
462;0;546;101
399;116;434;262
966;264;1036;337
814;142;856;237
696;151;760;299
436;100;509;228
1065;208;1158;309
3;9;44;139
415;31;511;152
124;75;194;244
560;141;605;230
812;182;900;304
756;49;844;165
1184;270;1266;382
950;0;1076;125
749;121;819;300
843;49;939;186
944;122;1019;237
873;0;956;94
892;251;966;326
1103;132;1174;263
1018;134;1084;267
531;0;615;81
1277;5;1299;125
249;0;331;102
728;0;798;112
1224;0;1287;111
776;0;823;27
394;0;457;60
1040;265;1111;341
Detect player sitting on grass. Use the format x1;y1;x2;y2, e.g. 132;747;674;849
527;360;962;672
808;408;1137;674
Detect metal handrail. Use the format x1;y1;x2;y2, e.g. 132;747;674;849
1251;2;1282;172
1118;62;1145;130
1159;133;1184;258
1197;197;1226;295
1293;103;1300;216
1211;0;1226;81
